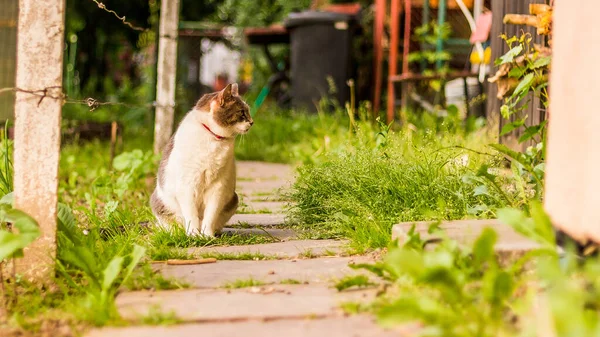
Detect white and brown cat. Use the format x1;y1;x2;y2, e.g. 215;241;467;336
150;83;253;236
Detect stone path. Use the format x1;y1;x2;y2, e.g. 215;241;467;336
87;161;540;337
88;161;394;337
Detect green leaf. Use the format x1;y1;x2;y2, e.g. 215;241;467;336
500;119;526;136
102;256;124;292
495;45;523;65
472;228;497;265
57;203;77;229
529;201;555;245
384;247;424;280
497;207;555;248
489;143;530;168
0;192;13;205
121;244;146;284
473;185;489;196
500;105;511;119
511;73;535;99
519;126;540;143
0;206;40;260
377;298;421;327
508;66;526;78
531;56;551;69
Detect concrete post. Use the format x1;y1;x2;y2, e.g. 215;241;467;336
153;0;180;154
13;0;65;281
545;1;600;244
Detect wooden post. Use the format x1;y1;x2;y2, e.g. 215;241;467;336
372;0;385;116
13;0;65;281
545;1;600;244
153;0;180;154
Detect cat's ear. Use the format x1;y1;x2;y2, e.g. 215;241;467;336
231;83;239;96
218;83;237;106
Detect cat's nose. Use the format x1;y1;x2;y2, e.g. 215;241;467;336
249;120;254;126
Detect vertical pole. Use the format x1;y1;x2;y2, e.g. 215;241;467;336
154;0;181;154
420;0;430;72
372;0;386;117
386;0;401;123
435;0;447;70
13;0;65;281
545;1;600;244
399;0;412;119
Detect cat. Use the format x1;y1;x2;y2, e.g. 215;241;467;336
150;83;253;236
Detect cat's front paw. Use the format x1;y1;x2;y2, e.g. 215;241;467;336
199;226;216;238
185;225;200;236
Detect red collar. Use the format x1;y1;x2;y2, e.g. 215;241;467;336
202;123;226;140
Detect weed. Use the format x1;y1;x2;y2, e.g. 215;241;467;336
196;252;278;261
138;306;181;326
289;123;506;251
223;278;267;289
334;275;376;292
125;264;190;291
340;301;369;315
279;279;303;285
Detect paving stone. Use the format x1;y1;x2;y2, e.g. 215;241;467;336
220;227;298;240
227;214;287;226
190;239;347;258
391;219;546;263
115;285;376;322
237;161;294;181
239;200;288;214
237;180;290;198
87;315;402;337
156;257;372;288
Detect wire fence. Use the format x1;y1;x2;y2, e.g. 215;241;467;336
0;0;180;122
0;0;17;121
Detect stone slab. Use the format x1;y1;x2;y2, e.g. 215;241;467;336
115;285;376;322
237;180;290;198
87;315;401;337
157;257;372;288
392;219;539;249
220;227;298;240
227;214;287;226
239;200;288;214
237;161;294;181
391;219;551;265
190;239;347;258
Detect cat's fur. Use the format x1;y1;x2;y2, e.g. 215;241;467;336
150;83;253;236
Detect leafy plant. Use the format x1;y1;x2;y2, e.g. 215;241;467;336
56;209;146;326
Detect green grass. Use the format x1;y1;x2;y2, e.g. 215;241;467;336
288;118;509;252
222;278;267;289
196;252;278;261
279;279;303;285
234;108;351;164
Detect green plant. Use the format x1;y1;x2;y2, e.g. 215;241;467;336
334;275;375;291
289;119;505;251
486;31;551;205
223;278;266;289
57;215;146;326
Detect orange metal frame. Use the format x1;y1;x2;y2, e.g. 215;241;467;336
373;0;411;123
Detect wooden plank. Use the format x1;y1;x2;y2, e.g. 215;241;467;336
13;0;65;282
545;0;600;244
154;0;181;154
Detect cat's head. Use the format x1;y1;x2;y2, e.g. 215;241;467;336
195;83;253;138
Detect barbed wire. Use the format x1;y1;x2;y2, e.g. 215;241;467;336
0;87;175;111
91;0;149;32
